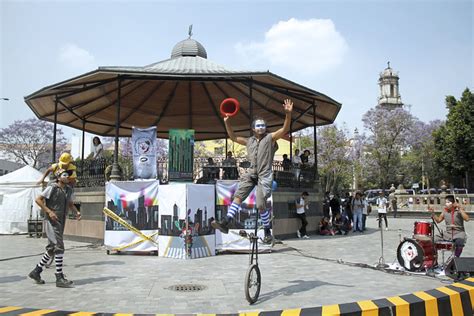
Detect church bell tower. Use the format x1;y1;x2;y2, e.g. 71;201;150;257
378;62;403;108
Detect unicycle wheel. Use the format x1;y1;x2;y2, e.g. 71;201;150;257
244;263;261;304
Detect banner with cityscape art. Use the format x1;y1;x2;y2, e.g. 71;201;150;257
158;183;215;259
104;181;159;252
215;180;273;252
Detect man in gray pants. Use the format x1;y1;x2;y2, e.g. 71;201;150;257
29;169;81;287
212;99;293;243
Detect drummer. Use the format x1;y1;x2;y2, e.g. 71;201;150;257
429;194;470;257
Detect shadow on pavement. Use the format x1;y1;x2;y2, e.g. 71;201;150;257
73;276;125;286
255;279;353;304
0;275;27;284
74;260;125;268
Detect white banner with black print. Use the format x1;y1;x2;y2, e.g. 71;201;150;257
132;126;157;179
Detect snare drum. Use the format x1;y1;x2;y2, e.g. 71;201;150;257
435;241;453;251
413;221;432;241
397;238;436;271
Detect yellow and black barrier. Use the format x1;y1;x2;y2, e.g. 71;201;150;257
1;278;472;315
102;207;158;251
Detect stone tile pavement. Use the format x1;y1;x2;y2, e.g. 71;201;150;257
0;217;472;314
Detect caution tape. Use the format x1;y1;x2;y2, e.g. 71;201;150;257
102;208;159;247
113;232;159;251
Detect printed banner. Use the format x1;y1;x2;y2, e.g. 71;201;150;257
105;181;159;252
132;126;157;179
215;180;272;252
168;129;194;181
158;183;215;259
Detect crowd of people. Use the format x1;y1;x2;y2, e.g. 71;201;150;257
297;190;469;263
296;190;397;238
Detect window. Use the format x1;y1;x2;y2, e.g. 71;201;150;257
390;84;394;97
0;169;3;176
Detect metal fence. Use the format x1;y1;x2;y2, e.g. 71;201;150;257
75;157;316;189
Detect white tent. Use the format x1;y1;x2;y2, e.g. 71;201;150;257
0;165;45;234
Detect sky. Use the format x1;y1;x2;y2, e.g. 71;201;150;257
1;0;472;140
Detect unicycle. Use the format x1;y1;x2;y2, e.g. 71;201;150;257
240;210;262;304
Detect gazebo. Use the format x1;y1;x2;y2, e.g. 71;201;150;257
24;30;341;180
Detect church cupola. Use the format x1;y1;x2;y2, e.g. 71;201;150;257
378;62;403;108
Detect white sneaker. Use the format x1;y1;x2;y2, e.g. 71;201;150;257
296;230;301;238
385;228;389;231
303;235;310;239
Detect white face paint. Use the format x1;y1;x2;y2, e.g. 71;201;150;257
253;120;266;135
59;172;69;183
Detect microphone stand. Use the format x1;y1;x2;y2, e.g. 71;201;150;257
376;218;388;269
425;217;437;277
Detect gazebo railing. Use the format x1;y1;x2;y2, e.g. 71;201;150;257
75;157;316;188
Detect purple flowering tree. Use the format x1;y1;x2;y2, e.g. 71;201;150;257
0;118;66;169
362;106;415;189
317;125;352;193
351;128;368;190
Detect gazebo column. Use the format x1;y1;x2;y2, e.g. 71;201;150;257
248;80;253;137
312;100;319;189
52;97;58;162
289;121;293;160
110;78;122;181
81;119;86;175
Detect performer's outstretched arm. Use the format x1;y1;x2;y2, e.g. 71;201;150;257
224;115;247;146
272;99;293;141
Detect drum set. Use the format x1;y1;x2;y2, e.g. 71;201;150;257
396;220;454;272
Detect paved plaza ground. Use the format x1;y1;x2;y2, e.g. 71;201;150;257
0;216;473;314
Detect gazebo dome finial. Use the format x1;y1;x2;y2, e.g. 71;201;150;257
188;24;193;39
171;25;207;59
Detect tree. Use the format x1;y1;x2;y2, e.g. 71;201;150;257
362;106;415;189
433;88;474;189
194;141;213;159
102;137;168;158
0;118;66;169
401;119;444;189
293;128;314;153
351;128;367;190
317;125;352;193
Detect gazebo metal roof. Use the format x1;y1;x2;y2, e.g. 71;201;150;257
24;36;341;141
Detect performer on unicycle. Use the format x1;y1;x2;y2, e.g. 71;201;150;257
212;99;293;244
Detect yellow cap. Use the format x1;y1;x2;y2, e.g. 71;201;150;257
59;152;72;165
